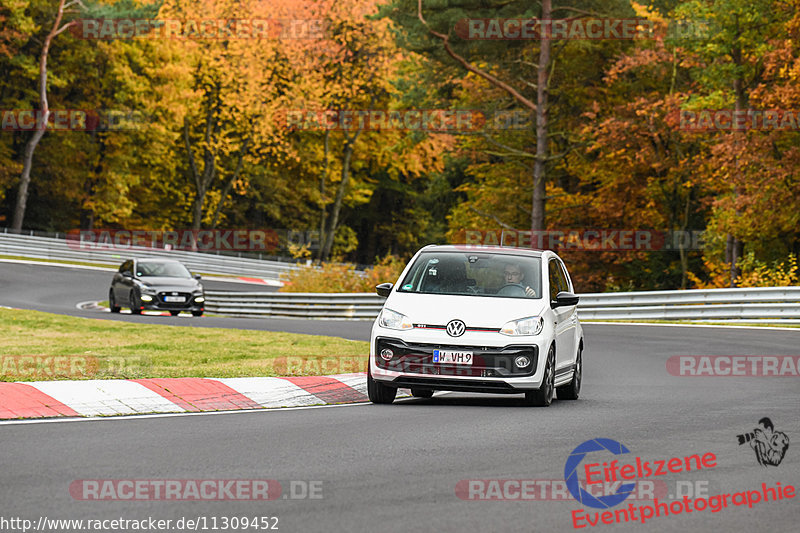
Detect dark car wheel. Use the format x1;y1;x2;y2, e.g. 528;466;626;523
109;290;120;313
129;290;142;315
192;310;204;317
169;311;180;317
557;344;582;401
525;345;555;407
367;367;397;404
411;388;434;398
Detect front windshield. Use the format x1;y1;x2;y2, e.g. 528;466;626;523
398;252;542;299
136;261;192;278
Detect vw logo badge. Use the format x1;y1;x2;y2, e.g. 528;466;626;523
446;319;466;337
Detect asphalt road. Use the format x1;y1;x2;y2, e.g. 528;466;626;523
0;261;371;340
1;261;799;532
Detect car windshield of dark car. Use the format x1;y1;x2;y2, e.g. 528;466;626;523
136;262;191;278
397;252;542;299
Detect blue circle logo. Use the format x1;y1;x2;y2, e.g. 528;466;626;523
564;438;637;509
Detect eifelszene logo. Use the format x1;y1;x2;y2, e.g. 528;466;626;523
564;438;636;509
737;418;790;467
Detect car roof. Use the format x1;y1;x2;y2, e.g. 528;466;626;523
132;258;183;263
419;244;546;258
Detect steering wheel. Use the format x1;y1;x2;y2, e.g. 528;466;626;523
496;283;527;297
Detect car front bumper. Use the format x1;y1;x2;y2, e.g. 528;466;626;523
370;329;550;392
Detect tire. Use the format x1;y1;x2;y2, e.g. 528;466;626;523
557;344;582;400
524;345;555;407
129;290;142;315
411;388;434;398
367;367;397;404
109;290;120;313
169;311;180;317
192;310;204;317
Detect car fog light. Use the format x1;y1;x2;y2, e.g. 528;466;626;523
195;297;205;303
140;295;153;302
380;349;394;361
514;355;531;368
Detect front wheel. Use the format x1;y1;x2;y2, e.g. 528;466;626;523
524;346;555;407
109;290;120;313
129;290;142;315
192;310;204;317
367;367;397;404
557;344;582;400
169;311;180;317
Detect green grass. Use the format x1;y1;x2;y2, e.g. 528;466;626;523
0;307;368;381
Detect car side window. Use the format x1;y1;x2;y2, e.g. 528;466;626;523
557;261;572;293
548;260;561;301
120;260;132;274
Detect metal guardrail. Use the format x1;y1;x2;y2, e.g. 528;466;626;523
204;287;800;322
0;231;300;280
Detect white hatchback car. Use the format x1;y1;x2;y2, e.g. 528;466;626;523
368;245;583;406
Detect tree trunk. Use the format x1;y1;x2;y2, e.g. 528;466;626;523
531;0;552;233
12;0;71;231
317;130;330;261
211;136;250;230
321;128;361;260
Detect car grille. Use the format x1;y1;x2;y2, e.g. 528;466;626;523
156;292;193;307
375;337;538;377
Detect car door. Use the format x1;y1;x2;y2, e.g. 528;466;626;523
555;259;578;368
114;260;134;304
548;258;575;372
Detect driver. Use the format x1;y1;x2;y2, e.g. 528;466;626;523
503;262;536;297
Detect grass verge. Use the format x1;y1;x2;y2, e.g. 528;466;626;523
0;307;368;381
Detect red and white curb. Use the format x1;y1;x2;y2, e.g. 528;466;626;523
0;373;406;420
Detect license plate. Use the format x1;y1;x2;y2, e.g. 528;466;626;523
433;350;473;365
164;296;185;302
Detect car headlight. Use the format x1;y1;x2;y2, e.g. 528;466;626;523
379;308;413;330
500;316;544;336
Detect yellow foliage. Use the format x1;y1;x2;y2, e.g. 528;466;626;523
280;255;406;293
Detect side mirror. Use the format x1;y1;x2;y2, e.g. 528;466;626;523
376;282;393;298
122;271;133;278
193;274;202;280
551;291;579;308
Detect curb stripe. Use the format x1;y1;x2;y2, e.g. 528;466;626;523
214;377;319;408
0;382;79;419
282;376;368;404
134;378;262;411
29;380;185;417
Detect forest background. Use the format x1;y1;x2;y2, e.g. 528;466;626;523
1;0;799;292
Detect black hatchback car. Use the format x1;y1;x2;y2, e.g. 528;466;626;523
109;259;205;316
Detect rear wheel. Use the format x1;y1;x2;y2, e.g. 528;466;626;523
524;346;555;407
411;388;434;398
169;311;180;317
367;367;397;404
129;290;142;315
109;290;120;313
557;344;582;400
